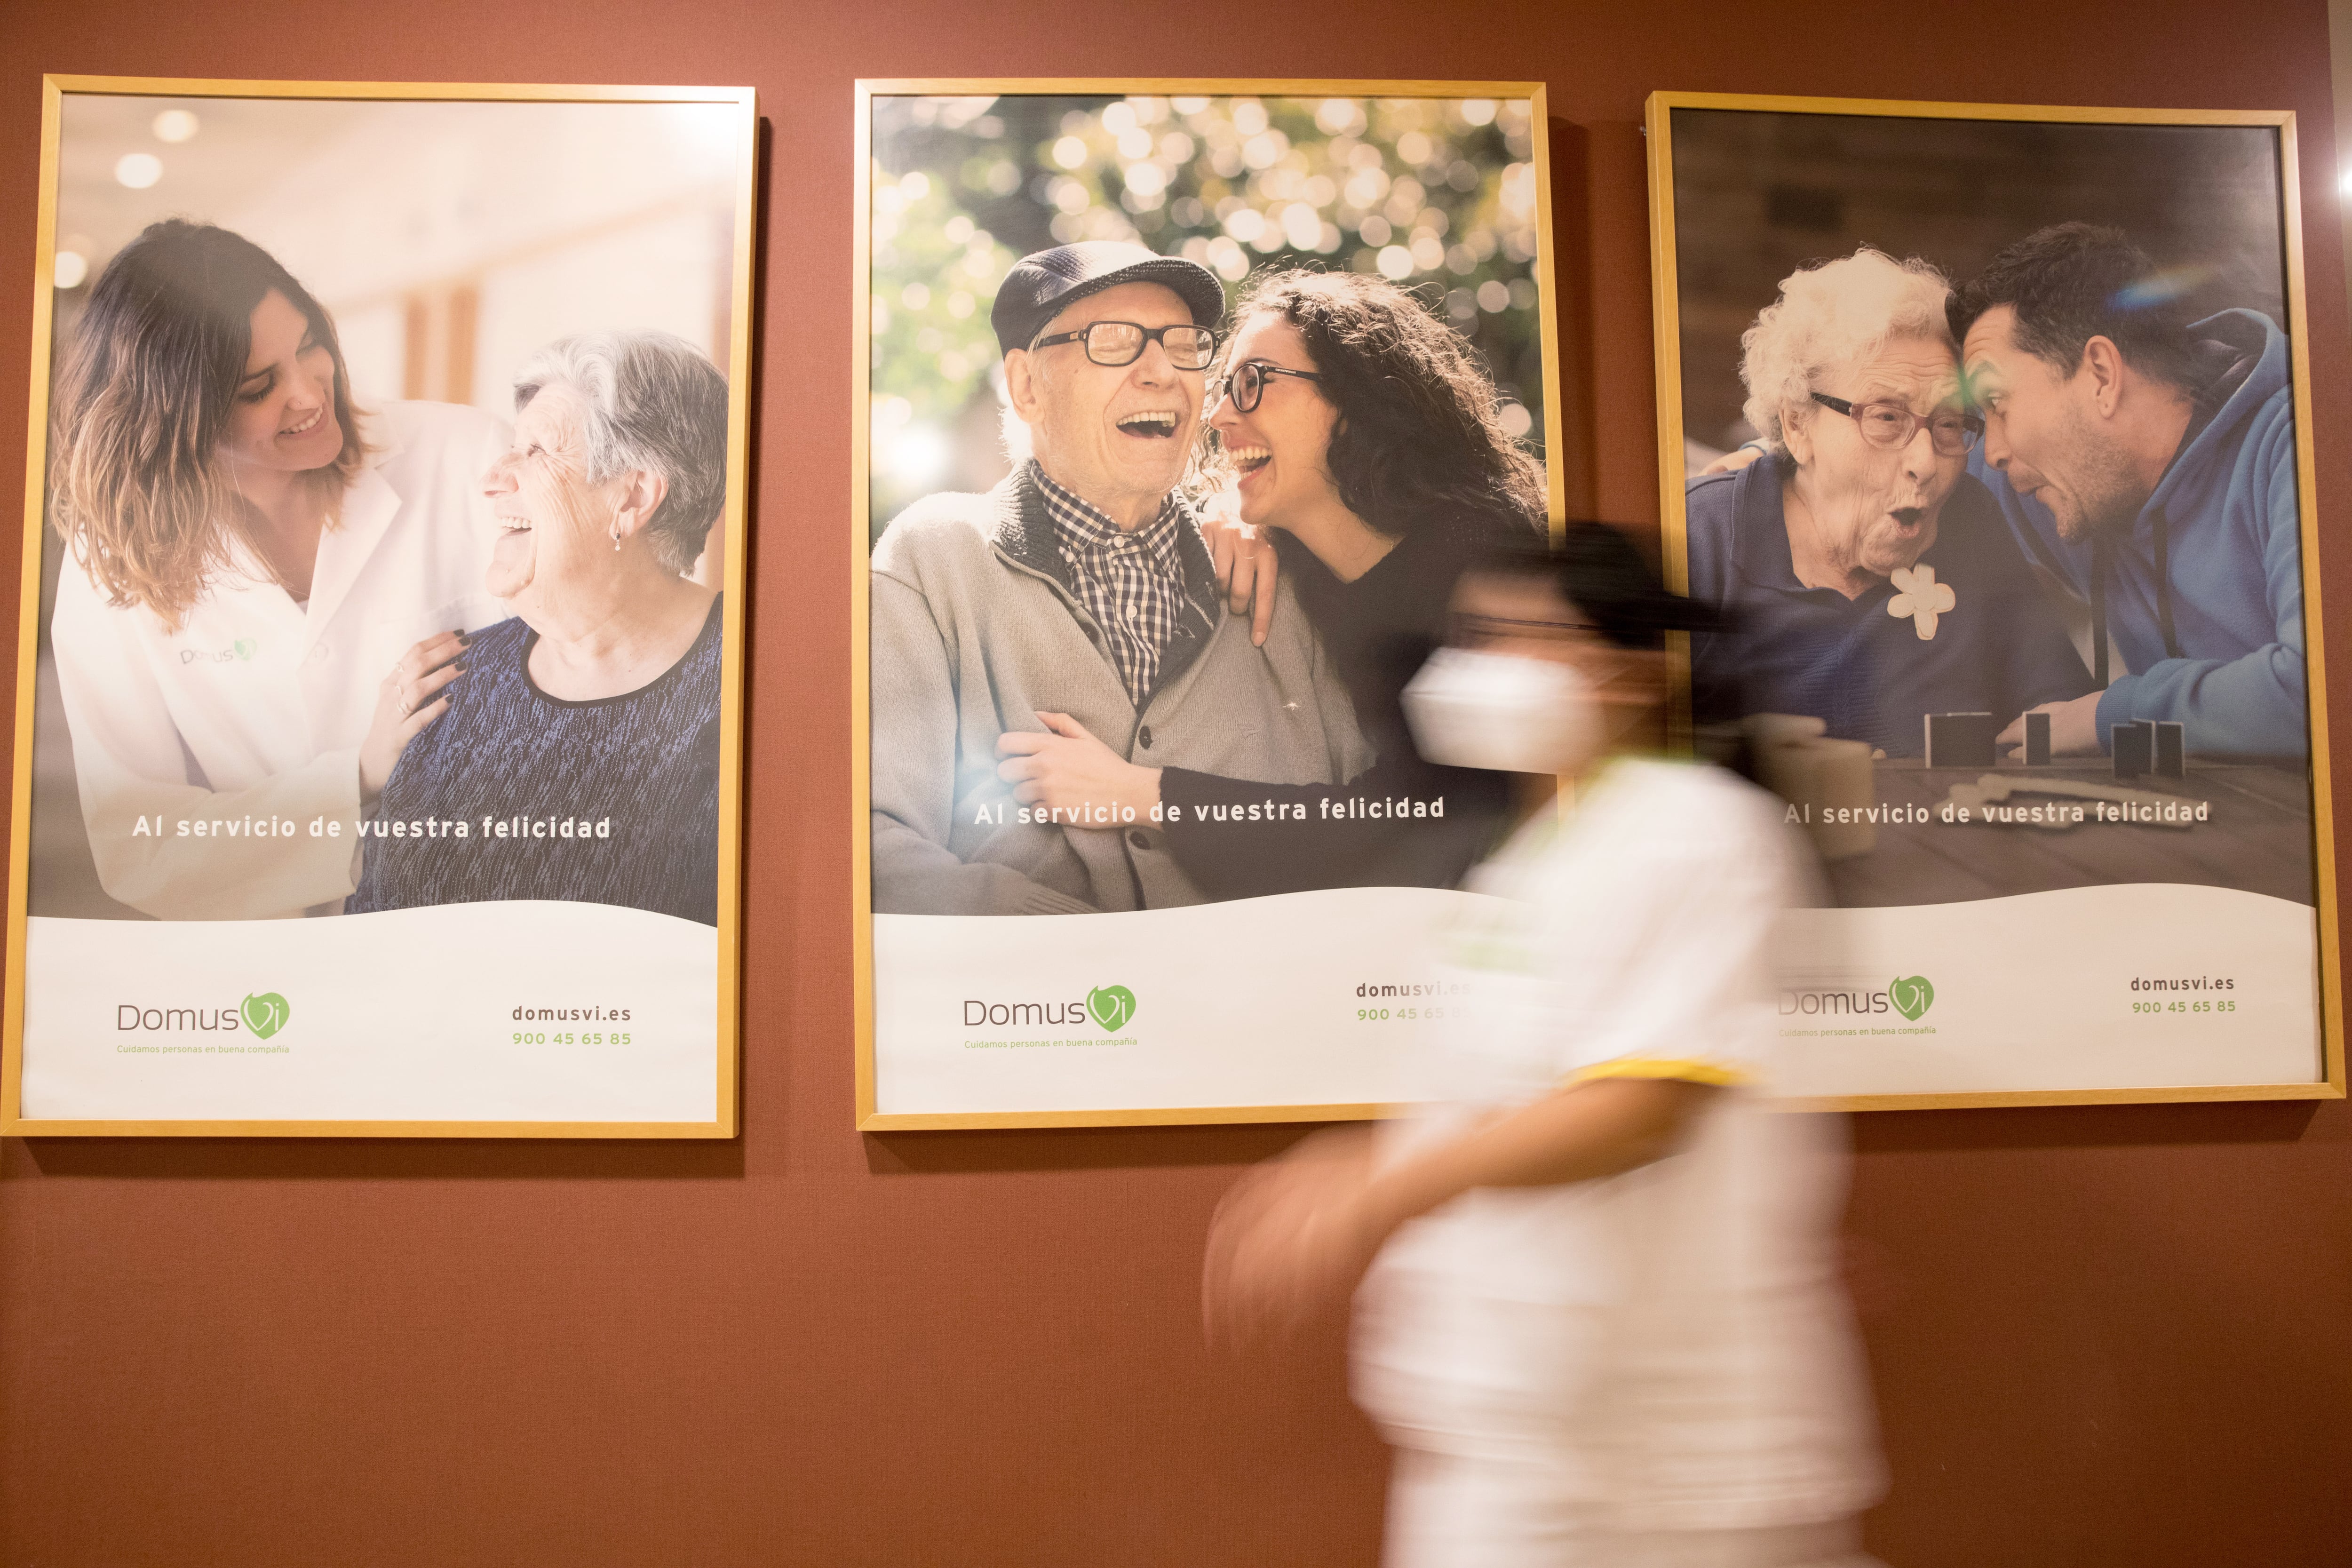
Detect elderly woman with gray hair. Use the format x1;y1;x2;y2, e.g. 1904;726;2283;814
1686;246;2090;756
350;330;728;924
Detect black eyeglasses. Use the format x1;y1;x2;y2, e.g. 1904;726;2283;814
1219;358;1323;414
1029;321;1219;370
1811;392;1982;456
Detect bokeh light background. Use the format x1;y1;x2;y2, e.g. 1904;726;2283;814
867;92;1547;536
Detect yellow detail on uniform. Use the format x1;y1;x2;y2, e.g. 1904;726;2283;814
1565;1056;1753;1090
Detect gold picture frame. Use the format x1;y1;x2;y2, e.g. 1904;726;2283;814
1645;90;2343;1112
3;75;759;1137
853;79;1568;1130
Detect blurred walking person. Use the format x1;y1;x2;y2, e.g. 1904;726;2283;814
1204;524;1887;1568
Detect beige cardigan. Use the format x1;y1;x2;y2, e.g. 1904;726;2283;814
869;465;1368;915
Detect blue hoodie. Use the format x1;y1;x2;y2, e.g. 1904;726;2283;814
1970;308;2304;757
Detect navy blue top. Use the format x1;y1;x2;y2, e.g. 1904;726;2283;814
350;597;724;924
1685;461;2092;756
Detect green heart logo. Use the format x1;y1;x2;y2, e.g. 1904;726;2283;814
241;992;290;1039
233;639;257;661
1889;976;1935;1021
1087;984;1136;1032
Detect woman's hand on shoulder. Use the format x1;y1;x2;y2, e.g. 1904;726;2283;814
359;630;468;802
1200;493;1279;647
995;712;1161;819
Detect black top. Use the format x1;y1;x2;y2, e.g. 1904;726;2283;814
350;597;725;924
1156;515;1533;899
1684;461;2093;755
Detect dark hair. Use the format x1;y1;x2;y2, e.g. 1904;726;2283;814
1215;269;1546;539
1471;522;1722;651
1946;222;2198;390
50;220;367;629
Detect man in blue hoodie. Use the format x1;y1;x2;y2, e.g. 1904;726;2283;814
1950;222;2306;759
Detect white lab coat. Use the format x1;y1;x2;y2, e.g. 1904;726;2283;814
50;400;513;920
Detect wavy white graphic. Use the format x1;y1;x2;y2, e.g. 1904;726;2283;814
875;883;2322;1114
22;903;719;1122
875;888;1481;1114
1775;883;2320;1097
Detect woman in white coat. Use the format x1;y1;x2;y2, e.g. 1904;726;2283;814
47;219;508;919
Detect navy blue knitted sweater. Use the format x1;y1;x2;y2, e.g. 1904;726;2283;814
350;597;723;925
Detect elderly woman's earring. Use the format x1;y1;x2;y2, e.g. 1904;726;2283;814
611;524;623;552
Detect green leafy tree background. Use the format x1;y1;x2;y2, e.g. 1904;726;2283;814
869;93;1546;536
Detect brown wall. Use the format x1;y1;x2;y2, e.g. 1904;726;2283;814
5;3;2351;1564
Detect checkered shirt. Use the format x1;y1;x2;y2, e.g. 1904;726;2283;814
1033;462;1194;707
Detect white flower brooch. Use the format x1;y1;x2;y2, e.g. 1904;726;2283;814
1887;564;1956;640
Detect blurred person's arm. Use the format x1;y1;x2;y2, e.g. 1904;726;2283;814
1372;1072;1719;1209
1207;772;1795;1342
1205;1076;1717;1344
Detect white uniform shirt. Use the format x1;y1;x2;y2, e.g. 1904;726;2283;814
1352;758;1884;1534
50;400;512;920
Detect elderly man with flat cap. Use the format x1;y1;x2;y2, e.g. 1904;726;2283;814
870;241;1366;915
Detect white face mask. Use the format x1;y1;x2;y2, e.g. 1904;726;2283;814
1401;646;1608;775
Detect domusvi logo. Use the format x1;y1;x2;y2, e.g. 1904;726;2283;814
1889;976;1935;1021
1780;976;1936;1020
114;990;294;1037
241;991;291;1039
961;986;1140;1033
1087;984;1137;1031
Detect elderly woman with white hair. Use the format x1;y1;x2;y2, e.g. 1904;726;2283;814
350;330;728;924
1686;247;2091;755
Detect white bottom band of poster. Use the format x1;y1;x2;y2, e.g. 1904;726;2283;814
873;883;2320;1116
20;902;717;1123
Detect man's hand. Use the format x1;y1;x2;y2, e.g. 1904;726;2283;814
1200;500;1278;647
1998;691;2106;759
996;712;1163;818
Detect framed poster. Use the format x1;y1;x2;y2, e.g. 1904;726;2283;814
1645;91;2342;1108
4;77;757;1136
853;79;1566;1128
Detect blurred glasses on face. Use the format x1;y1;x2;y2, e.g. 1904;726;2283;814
1448;612;1610;653
1449;609;1653;696
1811;392;1982;456
1220;358;1324;414
1030;320;1219;370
